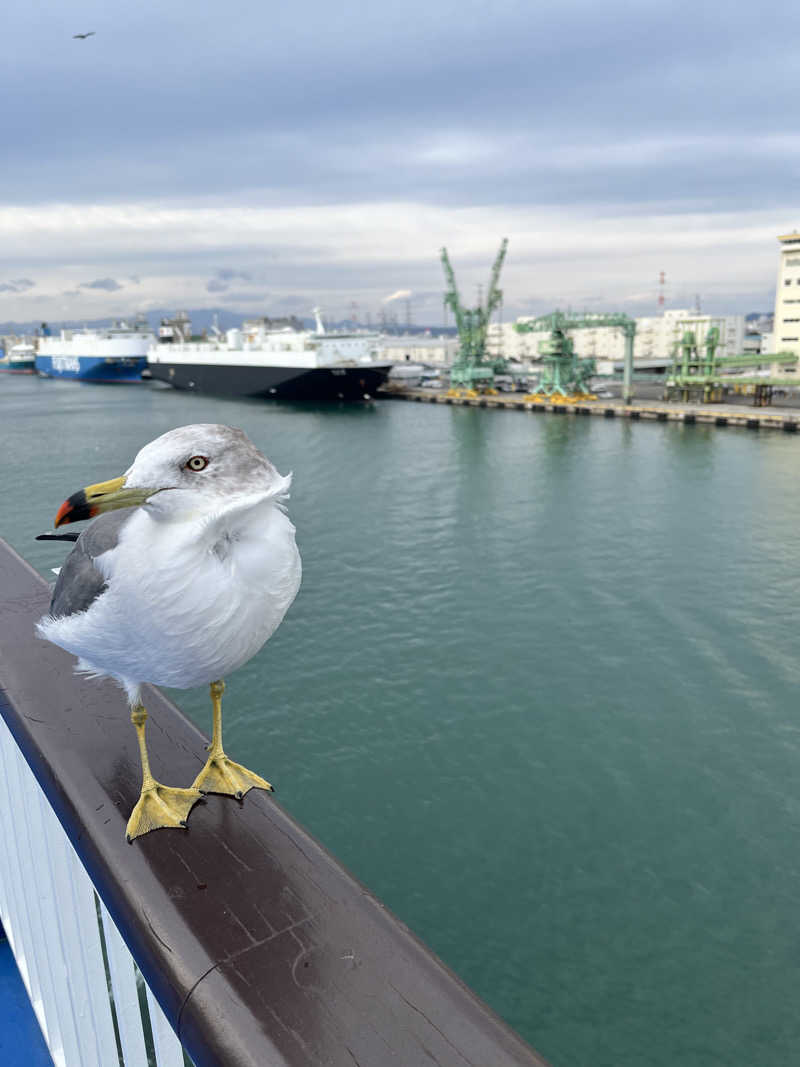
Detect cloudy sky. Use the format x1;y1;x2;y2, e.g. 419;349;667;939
1;1;798;324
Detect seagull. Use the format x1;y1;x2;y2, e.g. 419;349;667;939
73;32;95;39
37;425;302;842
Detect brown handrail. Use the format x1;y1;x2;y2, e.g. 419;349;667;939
0;540;549;1067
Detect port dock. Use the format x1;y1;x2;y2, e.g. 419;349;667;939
382;388;800;432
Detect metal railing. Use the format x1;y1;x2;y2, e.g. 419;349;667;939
0;710;187;1067
0;539;548;1067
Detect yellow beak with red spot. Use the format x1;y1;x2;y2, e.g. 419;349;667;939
54;476;156;527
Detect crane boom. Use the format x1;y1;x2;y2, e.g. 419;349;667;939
440;240;509;395
514;310;635;336
440;247;468;338
484;237;508;320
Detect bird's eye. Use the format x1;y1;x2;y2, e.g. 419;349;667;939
185;455;209;472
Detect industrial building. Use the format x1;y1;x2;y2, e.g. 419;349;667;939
383;231;799;385
377;335;458;365
486;309;746;366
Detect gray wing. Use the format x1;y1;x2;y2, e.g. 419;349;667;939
50;510;133;618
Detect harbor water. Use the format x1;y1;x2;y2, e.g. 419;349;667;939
4;375;800;1067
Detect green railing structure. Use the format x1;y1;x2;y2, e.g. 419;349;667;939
664;320;798;405
441;239;508;394
514;311;637;402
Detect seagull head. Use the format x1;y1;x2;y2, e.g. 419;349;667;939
54;424;289;527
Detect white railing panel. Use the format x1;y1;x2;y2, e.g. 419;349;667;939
0;717;62;1063
0;710;192;1067
100;903;151;1067
0;712;121;1066
146;981;188;1067
0;719;31;974
41;794;122;1067
0;716;42;1000
23;777;85;1067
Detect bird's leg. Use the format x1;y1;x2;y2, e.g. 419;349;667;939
126;704;203;842
191;679;274;799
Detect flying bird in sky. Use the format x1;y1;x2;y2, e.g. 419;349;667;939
37;425;302;842
72;32;95;39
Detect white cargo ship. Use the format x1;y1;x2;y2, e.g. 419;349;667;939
0;341;36;373
146;311;392;401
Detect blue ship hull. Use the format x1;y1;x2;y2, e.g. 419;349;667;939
0;924;52;1065
36;355;146;383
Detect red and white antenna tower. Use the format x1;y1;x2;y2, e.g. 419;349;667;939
658;271;666;310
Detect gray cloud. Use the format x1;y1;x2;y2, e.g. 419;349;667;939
216;268;251;282
80;277;123;291
206;268;254;293
0;2;793;318
0;278;35;293
2;3;798;212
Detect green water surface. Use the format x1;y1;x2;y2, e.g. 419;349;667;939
4;376;800;1067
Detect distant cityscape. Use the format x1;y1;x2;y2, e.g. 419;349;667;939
2;231;797;370
0;310;458;346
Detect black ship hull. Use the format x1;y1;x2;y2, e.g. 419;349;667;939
147;361;391;401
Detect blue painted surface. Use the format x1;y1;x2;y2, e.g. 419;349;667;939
0;929;53;1066
35;354;146;382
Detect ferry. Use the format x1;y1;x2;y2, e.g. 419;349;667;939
36;318;154;383
146;310;392;401
0;342;36;374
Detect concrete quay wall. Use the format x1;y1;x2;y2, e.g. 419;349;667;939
381;389;800;433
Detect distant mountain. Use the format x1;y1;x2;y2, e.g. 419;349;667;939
0;308;310;336
0;309;457;337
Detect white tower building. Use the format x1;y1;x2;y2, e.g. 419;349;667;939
773;232;800;355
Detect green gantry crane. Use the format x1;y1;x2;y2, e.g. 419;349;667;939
441;238;508;395
514;311;637;402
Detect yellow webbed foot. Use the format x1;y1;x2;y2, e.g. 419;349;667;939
194;679;274;799
126;783;204;842
191;753;273;799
